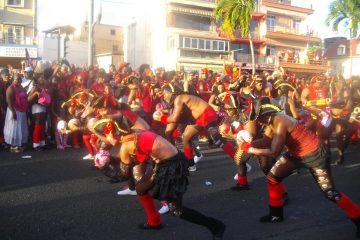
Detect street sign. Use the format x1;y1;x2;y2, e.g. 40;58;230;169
0;46;38;58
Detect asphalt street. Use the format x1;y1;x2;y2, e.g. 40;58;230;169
0;141;359;240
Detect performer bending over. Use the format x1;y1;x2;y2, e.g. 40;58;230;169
92;116;226;239
239;97;359;238
153;86;236;170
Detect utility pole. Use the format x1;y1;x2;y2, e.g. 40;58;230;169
57;28;61;62
88;0;94;67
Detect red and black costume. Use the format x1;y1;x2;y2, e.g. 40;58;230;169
247;97;360;238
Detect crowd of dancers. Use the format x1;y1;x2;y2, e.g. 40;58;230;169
1;61;359;239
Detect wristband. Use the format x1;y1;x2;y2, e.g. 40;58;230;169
248;147;254;154
160;115;169;124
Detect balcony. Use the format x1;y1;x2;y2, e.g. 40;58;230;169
0;36;33;45
233;53;276;64
167;0;216;9
262;0;314;14
216;28;265;44
266;25;320;42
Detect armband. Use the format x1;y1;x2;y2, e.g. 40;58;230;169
160;115;169;124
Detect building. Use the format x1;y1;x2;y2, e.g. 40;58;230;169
125;0;329;73
0;0;38;68
40;25;88;66
125;0;230;72
324;37;360;79
78;23;124;69
227;0;330;73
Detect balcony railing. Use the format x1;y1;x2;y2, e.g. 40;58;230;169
231;30;264;41
233;53;328;66
0;36;32;45
233;53;276;64
267;25;317;37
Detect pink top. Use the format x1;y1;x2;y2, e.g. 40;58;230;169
13;84;28;112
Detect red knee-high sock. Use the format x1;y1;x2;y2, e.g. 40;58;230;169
336;193;360;219
222;142;236;159
73;131;79;146
237;175;248;186
267;177;283;207
279;182;287;195
183;147;194;160
90;134;99;153
82;134;94;155
39;124;46;142
138;193;162;226
33;124;41;146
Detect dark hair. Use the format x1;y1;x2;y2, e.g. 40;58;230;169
139;64;150;75
164;71;176;81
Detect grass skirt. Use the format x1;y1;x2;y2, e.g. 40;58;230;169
151;152;189;201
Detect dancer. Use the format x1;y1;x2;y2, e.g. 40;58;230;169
92;116;226;239
239;97;359;238
153;86;237;171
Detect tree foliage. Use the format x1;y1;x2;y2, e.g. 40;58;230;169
213;0;255;40
325;0;360;38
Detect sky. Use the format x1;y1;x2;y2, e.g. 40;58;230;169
37;0;348;39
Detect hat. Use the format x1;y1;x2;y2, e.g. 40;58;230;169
24;66;33;72
254;75;264;82
0;68;9;75
201;68;209;74
218;92;239;109
275;83;296;93
93;115;132;137
161;82;182;94
249;97;281;121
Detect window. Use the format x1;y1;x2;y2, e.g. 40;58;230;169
205;40;211;50
267;15;276;31
4;25;24;44
266;45;276;56
179;36;228;52
356;44;360;54
293;19;301;34
6;0;24;7
184;37;191;48
219;41;225;51
191;38;198;49
213;41;218;50
179;36;184;48
199;39;205;49
337;45;345;55
112;45;118;52
110;29;116;35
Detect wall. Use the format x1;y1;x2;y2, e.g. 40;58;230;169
40;36;88;66
329;57;360;79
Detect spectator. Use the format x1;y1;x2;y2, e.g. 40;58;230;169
27;71;48;151
22;67;34;94
4;74;28;152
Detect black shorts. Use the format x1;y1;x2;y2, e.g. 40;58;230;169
151;152;189;201
283;144;328;169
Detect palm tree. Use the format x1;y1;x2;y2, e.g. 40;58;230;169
326;0;360;78
214;0;256;74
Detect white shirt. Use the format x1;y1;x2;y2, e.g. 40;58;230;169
21;78;34;95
